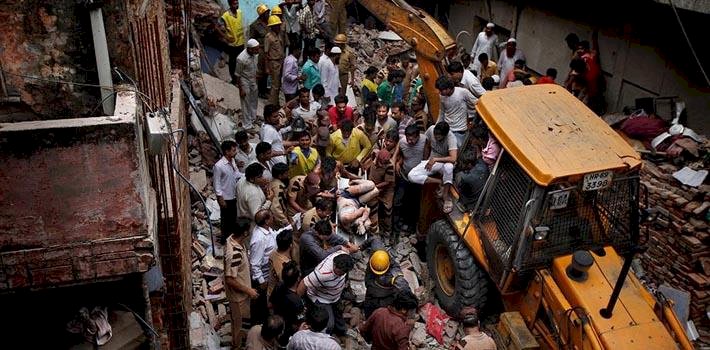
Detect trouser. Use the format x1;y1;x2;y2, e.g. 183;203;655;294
452;130;467;148
307;299;347;336
224;45;244;83
251;279;268;325
240;83;258;129
228;300;249;349
339;72;349;96
257;54;267;97
267;60;284;105
317;22;333;43
287;32;301;52
378;198;393;234
393;176;422;230
408;160;454;185
221;199;237;236
330;7;347;37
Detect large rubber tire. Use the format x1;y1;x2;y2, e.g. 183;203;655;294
427;219;489;317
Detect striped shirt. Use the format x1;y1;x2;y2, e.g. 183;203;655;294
304;251;347;304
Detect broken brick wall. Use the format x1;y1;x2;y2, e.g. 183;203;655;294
0;90;157;289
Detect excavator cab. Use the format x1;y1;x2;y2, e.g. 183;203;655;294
425;85;692;349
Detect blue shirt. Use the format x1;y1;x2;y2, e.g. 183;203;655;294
303;59;321;90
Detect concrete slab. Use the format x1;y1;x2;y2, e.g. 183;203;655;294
203;74;241;112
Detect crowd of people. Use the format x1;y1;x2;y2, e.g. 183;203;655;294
210;0;607;349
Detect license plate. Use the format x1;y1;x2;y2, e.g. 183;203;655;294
582;171;613;191
549;190;570;209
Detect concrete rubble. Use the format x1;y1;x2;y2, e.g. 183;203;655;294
348;24;412;92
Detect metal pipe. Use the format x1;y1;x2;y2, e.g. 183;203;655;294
600;252;634;318
661;300;694;350
88;3;115;115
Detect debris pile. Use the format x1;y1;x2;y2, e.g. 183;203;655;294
348;24;412;88
639;157;710;345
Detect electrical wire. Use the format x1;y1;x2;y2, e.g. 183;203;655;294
668;0;710;87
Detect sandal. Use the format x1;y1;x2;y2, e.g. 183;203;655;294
443;199;454;214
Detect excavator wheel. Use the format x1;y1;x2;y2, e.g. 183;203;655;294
426;220;489;317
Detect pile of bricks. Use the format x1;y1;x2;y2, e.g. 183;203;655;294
638;159;710;345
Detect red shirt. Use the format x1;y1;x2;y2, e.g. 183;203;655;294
536;76;556;84
328;106;354;128
582;52;601;96
359;307;412;350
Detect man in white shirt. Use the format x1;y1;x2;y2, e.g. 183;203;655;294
498;38;526;88
408;122;459;214
291;87;322;124
249;209;292;324
297;251;355;336
435;75;478;146
260;104;299;168
318;46;341;106
470;23;499;74
447;61;486;98
237;163;273;223
214;140;241;237
234;130;256;173
235;39;260;130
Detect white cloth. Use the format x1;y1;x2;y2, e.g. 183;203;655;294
498;48;526;88
213;156;241;200
438;87;478;132
287;330;341;350
249;225;277;283
470;32;499;73
248;160;273;182
461;69;486;98
236;50;258;128
292;101;321;123
236;177;270;221
246;38;259;48
234;146;256;173
260;123;287;166
408;160;454;185
304;251;347;304
318;55;340;103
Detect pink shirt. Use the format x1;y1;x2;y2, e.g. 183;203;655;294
482;135;501;166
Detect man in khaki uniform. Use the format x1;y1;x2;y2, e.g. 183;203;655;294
329;0;349;38
268;163;291;229
302;198;334;232
250;4;271;98
265;15;286;105
224;218;259;349
334;33;355;96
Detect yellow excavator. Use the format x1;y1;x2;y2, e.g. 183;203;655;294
357;0;693;349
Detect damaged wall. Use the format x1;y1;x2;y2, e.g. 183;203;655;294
0;90;157;289
447;0;710;134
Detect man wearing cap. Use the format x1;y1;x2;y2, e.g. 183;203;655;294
270;4;290;48
250;4;271;98
334;33;356;96
319;46;341;106
217;0;246;85
470;23;499;74
498;38;525;88
329;0;349;39
235;39;260;130
265;15;285;105
360;237;411;318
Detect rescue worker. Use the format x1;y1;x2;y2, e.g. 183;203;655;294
250;4;271;98
329;0;349;39
302;198;334;232
333;33;356;96
268;162;291;229
361;238;411;318
218;0;245;85
264;15;285;105
270;5;290;55
224;218;259;349
289;132;321;178
235;39;260;131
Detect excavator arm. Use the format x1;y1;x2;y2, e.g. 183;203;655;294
357;0;455;118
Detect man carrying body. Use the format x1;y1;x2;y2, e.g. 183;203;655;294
235;39;260;131
302;198;334;232
299;219;357;275
287;172;321;217
408;122;458;214
326;119;371;172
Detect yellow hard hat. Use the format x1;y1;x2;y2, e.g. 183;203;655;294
271;5;282;15
333;33;347;44
256;4;269;15
369;250;390;275
267;15;282;26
